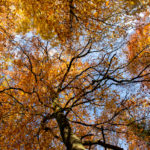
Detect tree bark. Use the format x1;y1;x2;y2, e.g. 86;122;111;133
56;111;86;150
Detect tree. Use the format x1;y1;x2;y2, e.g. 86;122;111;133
126;10;150;88
125;9;150;148
0;0;150;149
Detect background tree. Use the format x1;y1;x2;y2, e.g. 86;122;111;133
125;9;150;149
0;0;150;149
126;10;150;88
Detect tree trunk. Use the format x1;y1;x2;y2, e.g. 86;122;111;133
56;112;86;150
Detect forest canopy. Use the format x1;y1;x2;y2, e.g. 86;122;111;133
0;0;150;149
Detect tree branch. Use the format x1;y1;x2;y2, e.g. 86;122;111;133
83;140;123;150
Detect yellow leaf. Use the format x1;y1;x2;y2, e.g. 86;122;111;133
129;1;135;5
148;36;150;42
94;12;98;17
106;1;109;6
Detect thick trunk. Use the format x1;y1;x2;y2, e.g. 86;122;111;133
56;112;86;150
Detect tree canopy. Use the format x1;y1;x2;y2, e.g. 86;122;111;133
0;0;150;149
126;10;150;88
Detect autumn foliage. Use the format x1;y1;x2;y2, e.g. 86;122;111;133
127;12;150;88
0;0;150;150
